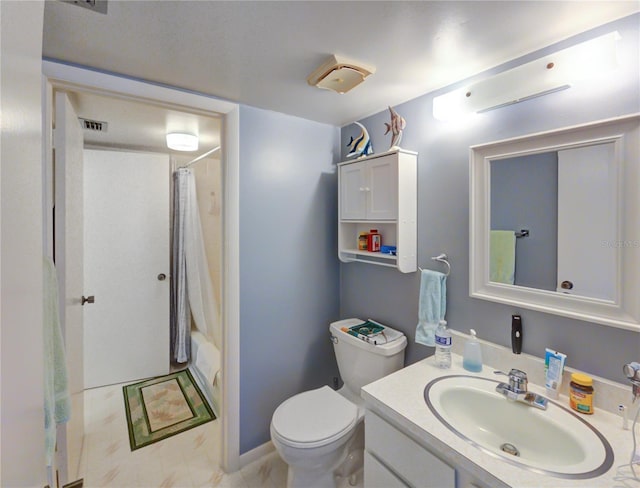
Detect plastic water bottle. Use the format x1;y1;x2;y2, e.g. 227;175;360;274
435;320;452;369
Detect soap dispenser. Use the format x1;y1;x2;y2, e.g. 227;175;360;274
463;329;483;372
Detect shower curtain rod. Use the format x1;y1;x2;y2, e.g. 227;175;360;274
185;145;221;168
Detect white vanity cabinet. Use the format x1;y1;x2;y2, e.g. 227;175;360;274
365;411;456;487
365;410;487;488
338;149;417;272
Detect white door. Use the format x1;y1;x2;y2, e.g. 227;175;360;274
340;162;368;220
367;156;398;220
83;149;170;388
557;142;616;300
54;92;85;484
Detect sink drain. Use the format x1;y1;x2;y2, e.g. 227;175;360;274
500;443;520;457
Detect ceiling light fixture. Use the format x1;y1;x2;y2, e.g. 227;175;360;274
307;55;375;94
433;31;620;121
166;132;198;151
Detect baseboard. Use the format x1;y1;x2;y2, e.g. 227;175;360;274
238;440;275;468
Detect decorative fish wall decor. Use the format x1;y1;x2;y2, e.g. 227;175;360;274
385;106;406;149
346;121;373;158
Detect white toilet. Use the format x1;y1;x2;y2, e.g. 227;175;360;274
270;318;407;488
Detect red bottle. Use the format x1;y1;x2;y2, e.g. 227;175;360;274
368;229;381;252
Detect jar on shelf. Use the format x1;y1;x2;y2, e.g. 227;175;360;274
358;232;368;251
368;229;381;252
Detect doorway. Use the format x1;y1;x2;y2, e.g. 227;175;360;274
44;60;242;482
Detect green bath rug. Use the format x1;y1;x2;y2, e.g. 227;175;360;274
123;368;215;450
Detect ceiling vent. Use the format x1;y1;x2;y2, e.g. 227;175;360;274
79;118;108;133
61;0;108;14
307;55;375;94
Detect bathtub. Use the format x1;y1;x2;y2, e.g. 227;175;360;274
189;330;221;418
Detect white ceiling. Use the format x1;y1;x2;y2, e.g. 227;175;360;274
43;1;638;127
66;90;221;155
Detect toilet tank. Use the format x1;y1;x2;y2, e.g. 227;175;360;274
330;318;407;396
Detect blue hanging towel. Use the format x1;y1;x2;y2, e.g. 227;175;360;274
43;255;71;466
415;269;447;347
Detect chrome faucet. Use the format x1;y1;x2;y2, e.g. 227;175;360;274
494;368;548;410
623;362;640;402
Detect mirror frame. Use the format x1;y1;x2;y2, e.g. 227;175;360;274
470;114;640;332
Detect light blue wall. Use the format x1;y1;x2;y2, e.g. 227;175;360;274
340;14;640;382
239;105;341;454
491;152;558;291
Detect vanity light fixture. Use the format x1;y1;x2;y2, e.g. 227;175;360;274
307;55;375;94
166;132;199;151
433;31;620;121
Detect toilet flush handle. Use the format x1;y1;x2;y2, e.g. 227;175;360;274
330;334;338;344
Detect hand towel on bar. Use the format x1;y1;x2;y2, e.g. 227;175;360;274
415;269;447;347
43;256;71;467
490;230;516;285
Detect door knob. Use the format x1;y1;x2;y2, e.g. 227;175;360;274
157;273;167;281
82;295;95;305
560;280;574;290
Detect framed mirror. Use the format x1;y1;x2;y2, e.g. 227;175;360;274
470;114;640;331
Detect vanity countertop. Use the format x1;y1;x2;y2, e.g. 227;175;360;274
361;353;636;488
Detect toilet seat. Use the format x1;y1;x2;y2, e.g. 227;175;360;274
271;386;358;449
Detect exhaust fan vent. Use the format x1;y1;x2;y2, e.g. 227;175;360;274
61;0;108;15
79;118;108;133
307;55;375;94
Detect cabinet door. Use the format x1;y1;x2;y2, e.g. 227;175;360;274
364;451;409;487
366;411;455;488
557;143;616;300
340;162;367;220
367;156;398;220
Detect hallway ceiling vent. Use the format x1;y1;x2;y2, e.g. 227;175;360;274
79;117;108;133
60;0;108;15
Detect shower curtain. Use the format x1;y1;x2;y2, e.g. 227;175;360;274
171;168;220;363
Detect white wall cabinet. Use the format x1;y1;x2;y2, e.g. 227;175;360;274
340;155;398;220
338;149;417;272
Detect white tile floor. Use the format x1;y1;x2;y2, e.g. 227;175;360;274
80;380;363;488
79;381;288;488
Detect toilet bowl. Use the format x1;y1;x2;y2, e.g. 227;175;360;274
270;318;407;488
270;386;361;488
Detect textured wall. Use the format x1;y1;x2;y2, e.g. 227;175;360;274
340;14;640;383
239;106;341;453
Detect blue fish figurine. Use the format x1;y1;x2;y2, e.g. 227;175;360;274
346;122;373;158
384;106;406;149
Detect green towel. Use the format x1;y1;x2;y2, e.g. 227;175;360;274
43;256;71;466
490;231;516;285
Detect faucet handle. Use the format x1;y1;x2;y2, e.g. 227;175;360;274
623;362;640;381
494;369;528;393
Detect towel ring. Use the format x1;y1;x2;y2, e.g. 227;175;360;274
419;253;451;276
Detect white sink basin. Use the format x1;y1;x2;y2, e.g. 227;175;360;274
425;375;613;479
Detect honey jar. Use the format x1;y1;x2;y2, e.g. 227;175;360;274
358;232;368;250
569;372;594;414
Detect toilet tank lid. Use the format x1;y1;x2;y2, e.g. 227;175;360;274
329;318;407;356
